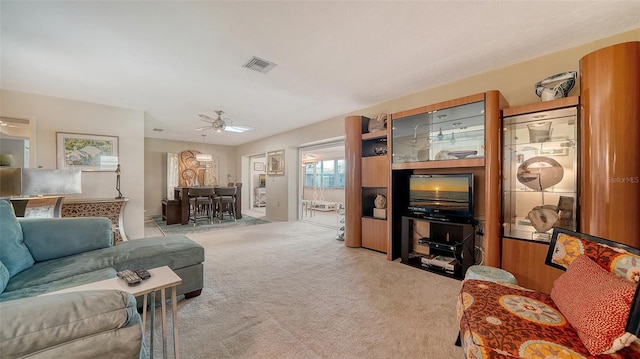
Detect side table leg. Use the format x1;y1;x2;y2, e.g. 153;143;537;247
142;294;147;331
150;291;156;359
172;286;180;359
161;288;168;359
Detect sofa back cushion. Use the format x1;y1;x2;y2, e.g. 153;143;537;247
0;261;9;293
546;228;640;281
20;217;113;262
551;254;637;355
0;200;35;276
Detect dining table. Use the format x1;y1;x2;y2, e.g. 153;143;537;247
173;185;242;225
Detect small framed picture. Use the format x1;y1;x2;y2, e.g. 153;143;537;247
56;132;119;171
267;149;284;176
254;162;265;172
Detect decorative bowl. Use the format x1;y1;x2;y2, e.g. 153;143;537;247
448;150;478;159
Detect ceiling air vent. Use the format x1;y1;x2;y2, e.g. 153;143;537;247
243;56;277;74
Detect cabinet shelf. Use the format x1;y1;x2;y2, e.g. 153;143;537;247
362;131;386;140
505;189;576;194
392;157;484;170
404;254;461;279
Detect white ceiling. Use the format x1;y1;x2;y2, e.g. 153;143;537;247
1;1;638;146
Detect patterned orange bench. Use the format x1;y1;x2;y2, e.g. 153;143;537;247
457;228;640;358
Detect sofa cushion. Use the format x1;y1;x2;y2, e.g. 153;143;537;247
0;261;9;293
551;254;637;355
0;290;142;358
20;217;113;262
5;235;203;292
0;200;35;276
0;267;117;302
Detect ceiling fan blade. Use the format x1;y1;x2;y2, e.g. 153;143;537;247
195;126;211;131
225;125;255;133
199;114;215;122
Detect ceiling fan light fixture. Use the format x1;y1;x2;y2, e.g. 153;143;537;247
212;118;226;132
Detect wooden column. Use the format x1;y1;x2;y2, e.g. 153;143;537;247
344;116;362;248
580;41;640;247
484;90;508;267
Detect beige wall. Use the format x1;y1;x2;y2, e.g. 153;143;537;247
237;29;640;221
0;89;146;239
144;137;237;216
3;29;637;231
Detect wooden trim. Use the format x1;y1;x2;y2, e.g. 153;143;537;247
391;158;484;170
393;93;485;120
483;90;506;267
344;116;363;248
503;96;579;117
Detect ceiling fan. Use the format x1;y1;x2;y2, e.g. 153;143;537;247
196;110;254;133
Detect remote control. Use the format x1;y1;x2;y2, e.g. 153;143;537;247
117;269;142;286
134;268;151;280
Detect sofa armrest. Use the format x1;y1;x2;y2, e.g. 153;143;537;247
19;217;114;262
0;290;143;359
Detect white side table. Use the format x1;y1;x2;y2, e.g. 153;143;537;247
42;266;182;359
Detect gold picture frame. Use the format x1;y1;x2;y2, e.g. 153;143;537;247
267;149;284;176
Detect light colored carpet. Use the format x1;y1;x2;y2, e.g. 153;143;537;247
156;221;463;358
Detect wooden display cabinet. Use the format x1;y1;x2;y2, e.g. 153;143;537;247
344;115;391;256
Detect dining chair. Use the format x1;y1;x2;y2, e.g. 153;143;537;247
214;186;237;222
187;187;215;225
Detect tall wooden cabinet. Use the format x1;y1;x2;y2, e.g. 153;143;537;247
344;116;391;256
580;41;640;248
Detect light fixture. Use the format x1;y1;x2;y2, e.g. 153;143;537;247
437;128;444;140
195;153;213;162
212;113;226;132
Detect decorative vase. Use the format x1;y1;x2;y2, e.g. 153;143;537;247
535;71;577;102
368;113;387;133
527;122;552;143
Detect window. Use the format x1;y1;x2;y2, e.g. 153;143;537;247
303;159;345;189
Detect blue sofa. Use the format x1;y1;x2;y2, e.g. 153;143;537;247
0;200;204;358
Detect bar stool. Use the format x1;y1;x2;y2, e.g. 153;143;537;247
214;186;237;222
188;187;215;225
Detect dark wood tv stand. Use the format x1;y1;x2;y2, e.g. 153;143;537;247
400;215;475;280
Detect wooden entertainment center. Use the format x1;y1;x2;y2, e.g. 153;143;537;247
344;39;640;292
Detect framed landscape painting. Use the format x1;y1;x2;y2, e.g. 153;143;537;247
56;132;119;171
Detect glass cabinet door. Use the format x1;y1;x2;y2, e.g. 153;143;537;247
502;106;578;242
391;101;485;163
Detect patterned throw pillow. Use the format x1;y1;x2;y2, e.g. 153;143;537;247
551;254;637;355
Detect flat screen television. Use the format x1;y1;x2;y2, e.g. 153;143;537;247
408;173;474;220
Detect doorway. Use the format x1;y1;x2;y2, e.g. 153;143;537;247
248;154;267;216
298;140;345;228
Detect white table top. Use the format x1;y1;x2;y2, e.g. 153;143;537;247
40;266;182;297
